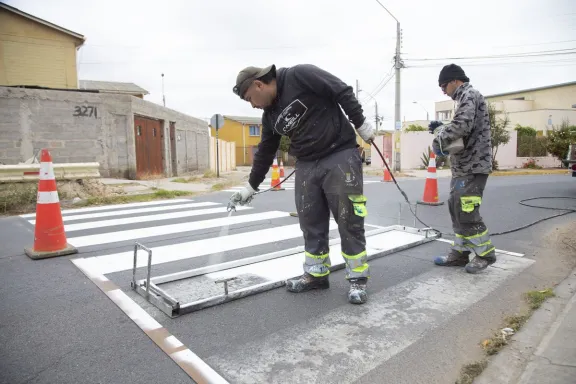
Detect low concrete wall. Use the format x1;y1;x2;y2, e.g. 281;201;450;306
516;156;561;168
0;86;208;178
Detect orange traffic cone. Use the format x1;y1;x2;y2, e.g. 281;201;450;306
417;151;444;206
279;159;285;178
24;149;78;259
383;156;392;182
270;158;285;191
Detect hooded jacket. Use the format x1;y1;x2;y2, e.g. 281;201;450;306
432;83;493;177
248;64;366;190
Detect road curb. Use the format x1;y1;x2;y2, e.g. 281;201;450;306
474;266;576;384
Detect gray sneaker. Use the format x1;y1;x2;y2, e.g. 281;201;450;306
465;253;497;274
348;278;368;304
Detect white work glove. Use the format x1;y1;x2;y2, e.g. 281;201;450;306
229;184;256;207
357;121;376;142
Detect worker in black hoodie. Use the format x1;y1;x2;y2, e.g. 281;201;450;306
230;64;375;304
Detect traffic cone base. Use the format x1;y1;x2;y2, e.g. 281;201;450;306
271;158;285;191
25;243;78;260
417;151;445;206
382;156;392;182
25;149;78;259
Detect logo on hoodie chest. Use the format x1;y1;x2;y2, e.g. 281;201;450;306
273;99;308;135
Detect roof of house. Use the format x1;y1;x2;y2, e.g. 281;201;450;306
486;81;576;98
0;3;85;45
79;80;149;95
224;115;262;125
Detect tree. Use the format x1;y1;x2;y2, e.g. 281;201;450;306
279;136;291;154
405;124;427;132
488;103;511;170
546;119;576;165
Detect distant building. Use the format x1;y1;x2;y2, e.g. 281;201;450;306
0;2;85;89
434;81;576;134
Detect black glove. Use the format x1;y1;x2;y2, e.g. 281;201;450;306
428;120;443;134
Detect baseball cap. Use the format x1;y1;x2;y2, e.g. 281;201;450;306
232;64;276;98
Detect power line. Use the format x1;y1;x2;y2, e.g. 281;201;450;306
404;48;576;62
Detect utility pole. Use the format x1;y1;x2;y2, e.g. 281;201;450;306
375;1;402;171
375;101;379;133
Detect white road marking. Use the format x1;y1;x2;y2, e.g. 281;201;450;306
206;230;425;282
68;211;289;247
205;255;535;384
435;238;525;257
28;202;220;224
63;206;252;232
19;198;194;218
71;258;229;384
88;221;339;275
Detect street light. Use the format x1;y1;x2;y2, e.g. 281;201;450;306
412;101;429;120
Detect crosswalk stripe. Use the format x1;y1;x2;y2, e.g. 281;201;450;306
19;198;195;219
63;206;252;232
28;202;220;224
68;211;289;248
204;255;535;383
87;221;339;275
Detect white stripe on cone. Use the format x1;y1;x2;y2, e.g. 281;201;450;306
40;162;56;181
427;172;437;179
37;191;60;204
429;158;436;168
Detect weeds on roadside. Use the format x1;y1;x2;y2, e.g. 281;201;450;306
455;288;555;383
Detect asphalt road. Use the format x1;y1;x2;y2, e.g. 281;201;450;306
1;173;575;384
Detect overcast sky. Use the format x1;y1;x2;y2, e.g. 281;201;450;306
7;0;576;129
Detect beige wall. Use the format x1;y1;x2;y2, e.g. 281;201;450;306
487;85;576;110
491;100;534;113
0;9;82;89
505;110;576;132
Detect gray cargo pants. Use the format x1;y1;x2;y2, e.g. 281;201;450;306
294;147;369;280
449;173;496;258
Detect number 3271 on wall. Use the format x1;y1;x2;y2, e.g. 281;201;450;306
73;106;98;118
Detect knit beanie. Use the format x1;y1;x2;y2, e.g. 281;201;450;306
438;64;470;86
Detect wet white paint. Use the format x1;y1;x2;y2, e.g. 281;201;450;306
28;202;220;224
206;231;425;282
205;255;535;384
62;206;252;232
436;238;525;257
20;198;194;218
91;221;340;275
68;210;288;247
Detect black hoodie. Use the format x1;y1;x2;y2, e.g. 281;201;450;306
248;64;366;190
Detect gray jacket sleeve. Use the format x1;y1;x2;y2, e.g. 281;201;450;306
432;90;477;153
248;115;281;191
292;64;366;129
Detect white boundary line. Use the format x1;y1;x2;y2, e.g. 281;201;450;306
71;258;229;384
435;238;525;257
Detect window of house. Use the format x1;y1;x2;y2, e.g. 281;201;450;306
249;125;260;136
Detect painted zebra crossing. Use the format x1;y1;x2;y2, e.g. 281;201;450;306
21;198;534;384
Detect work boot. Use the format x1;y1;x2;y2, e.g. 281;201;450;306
348;278;368;304
434;250;470;267
465;253;497;274
286;272;329;293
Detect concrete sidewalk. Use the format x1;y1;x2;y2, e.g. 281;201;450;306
475;267;576;384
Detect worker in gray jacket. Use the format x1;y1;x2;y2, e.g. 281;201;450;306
229;63;375;304
430;64;496;274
